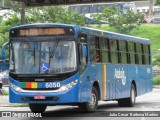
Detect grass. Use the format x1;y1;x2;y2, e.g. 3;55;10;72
89;24;160;51
15;104;29;107
153;76;160;85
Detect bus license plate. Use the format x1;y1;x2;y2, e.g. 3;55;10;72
34;95;46;100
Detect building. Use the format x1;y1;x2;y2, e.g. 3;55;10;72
135;1;160;17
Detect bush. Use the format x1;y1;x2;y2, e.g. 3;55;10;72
153;76;160;85
1;88;9;95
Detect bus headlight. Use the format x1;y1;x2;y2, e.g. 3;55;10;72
59;80;78;92
11;83;22;92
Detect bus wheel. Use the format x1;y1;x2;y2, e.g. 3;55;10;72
79;86;98;112
118;84;136;107
29;104;47;113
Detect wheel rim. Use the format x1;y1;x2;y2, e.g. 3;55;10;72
131;86;135;104
89;93;97;108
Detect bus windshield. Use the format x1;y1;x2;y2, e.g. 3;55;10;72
10;40;77;74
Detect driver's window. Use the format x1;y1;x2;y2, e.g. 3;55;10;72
78;33;88;75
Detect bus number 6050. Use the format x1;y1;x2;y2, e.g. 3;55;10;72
45;82;61;88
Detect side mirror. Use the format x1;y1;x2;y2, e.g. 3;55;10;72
1;42;9;64
79;43;88;65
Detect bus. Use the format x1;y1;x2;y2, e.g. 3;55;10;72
2;23;152;113
68;2;137;24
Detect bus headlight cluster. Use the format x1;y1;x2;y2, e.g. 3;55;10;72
59;80;78;92
11;83;22;92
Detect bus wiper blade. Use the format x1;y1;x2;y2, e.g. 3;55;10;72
49;39;59;58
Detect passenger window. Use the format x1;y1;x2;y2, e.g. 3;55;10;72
120;41;127;64
128;42;135;64
90;36;101;63
110;39;117;64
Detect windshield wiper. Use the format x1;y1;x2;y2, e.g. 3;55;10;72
49;39;59;62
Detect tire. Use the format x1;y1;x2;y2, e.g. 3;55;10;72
29;104;47;113
78;86;98;112
118;84;136;107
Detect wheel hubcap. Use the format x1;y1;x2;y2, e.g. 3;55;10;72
89;93;97;108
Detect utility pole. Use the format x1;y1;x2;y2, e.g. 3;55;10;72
149;0;153;17
149;0;155;17
20;2;25;25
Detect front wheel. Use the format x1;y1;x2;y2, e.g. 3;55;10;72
78;86;98;112
29;104;47;113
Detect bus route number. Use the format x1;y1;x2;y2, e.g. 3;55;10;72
45;82;61;88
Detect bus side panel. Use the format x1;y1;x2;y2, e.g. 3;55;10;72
102;64;129;100
79;64;102;102
106;64;130;100
138;66;152;96
146;66;153;92
128;65;152;97
126;66;137;96
106;64;116;100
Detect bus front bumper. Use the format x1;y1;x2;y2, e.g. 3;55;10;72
9;84;79;104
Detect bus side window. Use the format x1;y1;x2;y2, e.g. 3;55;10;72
100;37;111;63
95;37;101;62
120;41;127;64
134;43;139;64
79;33;87;43
136;43;142;65
110;39;117;64
90;35;101;63
128;42;135;64
144;44;150;65
116;40;121;64
126;42;130;64
78;33;88;75
142;44;145;65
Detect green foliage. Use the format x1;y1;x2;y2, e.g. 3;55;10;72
91;7;120;26
0;6;87;59
91;7;144;34
0;13;20;33
153;76;160;85
152;53;160;67
15;104;29;107
130;24;160;51
1;88;9;95
155;0;160;5
90;24;160;51
108;11;143;34
25;6;87;25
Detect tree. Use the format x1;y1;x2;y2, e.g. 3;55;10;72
0;6;87;57
155;0;160;5
91;7;144;35
153;53;160;67
25;6;87;26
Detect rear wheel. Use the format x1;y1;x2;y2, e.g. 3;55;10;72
118;84;136;107
29;104;47;113
79;86;98;112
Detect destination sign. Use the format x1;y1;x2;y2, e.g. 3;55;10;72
12;0;145;6
10;27;74;37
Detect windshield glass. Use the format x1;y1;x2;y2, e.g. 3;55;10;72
10;40;77;74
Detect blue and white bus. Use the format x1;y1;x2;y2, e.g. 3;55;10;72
68;2;137;24
2;23;152;113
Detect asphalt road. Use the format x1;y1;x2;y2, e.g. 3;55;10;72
0;88;160;119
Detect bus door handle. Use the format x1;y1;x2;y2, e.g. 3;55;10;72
86;76;90;82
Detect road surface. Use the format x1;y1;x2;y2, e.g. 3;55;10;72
0;88;160;119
